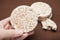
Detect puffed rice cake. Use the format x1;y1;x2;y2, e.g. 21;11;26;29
31;2;52;18
10;5;38;32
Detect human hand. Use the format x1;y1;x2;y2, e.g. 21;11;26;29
0;17;34;40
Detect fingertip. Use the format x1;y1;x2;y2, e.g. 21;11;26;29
28;31;34;35
20;33;29;40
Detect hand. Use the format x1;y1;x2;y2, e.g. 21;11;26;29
0;17;34;40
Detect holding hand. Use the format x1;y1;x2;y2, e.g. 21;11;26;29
0;17;34;40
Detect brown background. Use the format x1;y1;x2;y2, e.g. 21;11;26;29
0;0;60;40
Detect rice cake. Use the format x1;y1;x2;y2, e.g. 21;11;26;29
31;2;52;18
10;5;38;32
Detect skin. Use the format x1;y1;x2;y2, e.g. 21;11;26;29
0;17;34;40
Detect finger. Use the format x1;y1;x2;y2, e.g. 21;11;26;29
15;31;34;40
4;23;11;29
0;17;10;27
20;33;29;40
16;33;29;40
0;17;10;23
28;31;34;36
0;29;23;39
17;31;34;40
4;23;14;30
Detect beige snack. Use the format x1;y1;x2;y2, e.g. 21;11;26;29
31;2;52;18
41;18;57;30
10;5;38;32
31;2;57;30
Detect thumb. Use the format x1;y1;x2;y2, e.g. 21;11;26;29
0;17;10;28
0;29;23;39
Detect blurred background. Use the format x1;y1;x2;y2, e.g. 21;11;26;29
0;0;60;40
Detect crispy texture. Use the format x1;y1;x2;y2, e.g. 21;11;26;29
31;2;52;17
10;5;38;32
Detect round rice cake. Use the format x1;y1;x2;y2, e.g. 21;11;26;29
10;5;38;32
31;2;52;18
